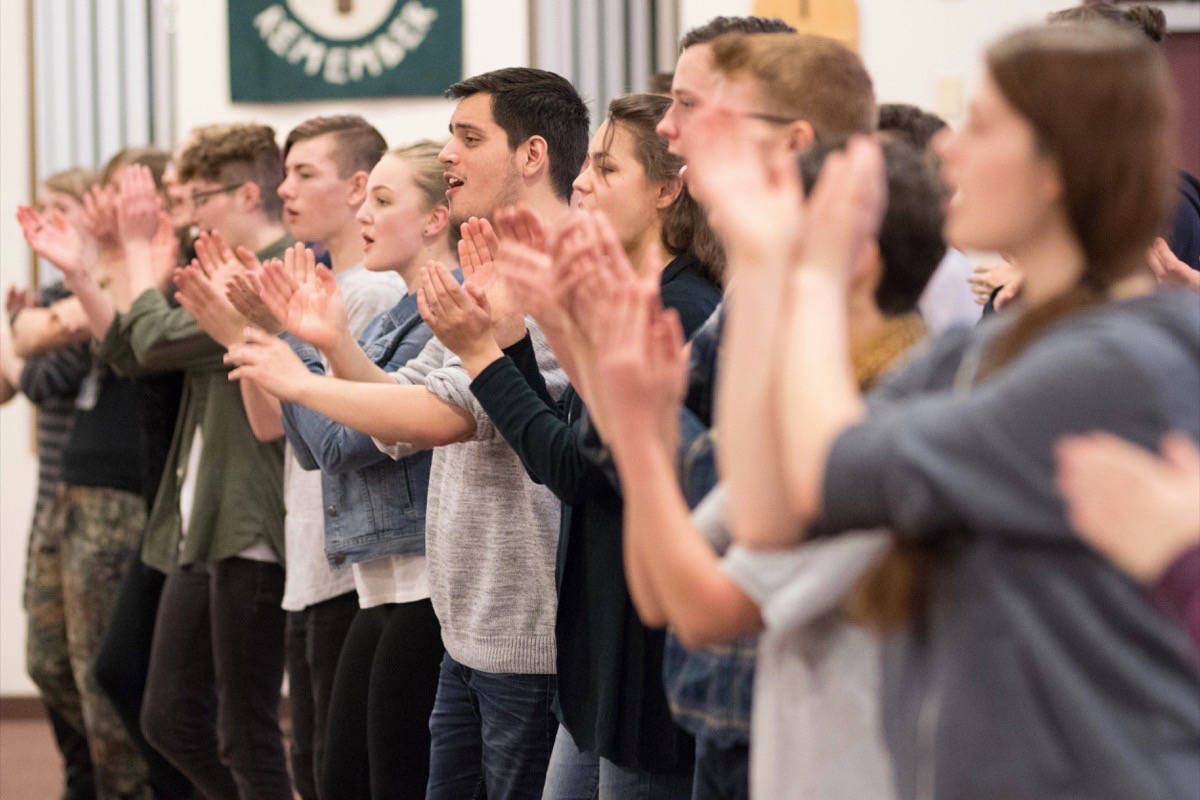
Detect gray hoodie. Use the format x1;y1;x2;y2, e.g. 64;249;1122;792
819;290;1200;800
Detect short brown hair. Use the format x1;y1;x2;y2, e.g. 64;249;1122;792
43;167;97;202
283;115;387;178
710;33;876;139
177;124;284;219
678;15;795;52
605;93;724;284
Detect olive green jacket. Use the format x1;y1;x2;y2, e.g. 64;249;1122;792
95;235;291;572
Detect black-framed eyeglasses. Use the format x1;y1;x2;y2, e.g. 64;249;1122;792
191;182;243;206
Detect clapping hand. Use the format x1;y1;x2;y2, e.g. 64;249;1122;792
173;231;253;347
417;259;496;368
224;326;312;402
81;183;121;252
258;242;347;351
116;165;162;245
588;277;687;458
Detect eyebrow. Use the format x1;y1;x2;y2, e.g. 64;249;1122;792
449;122;485;135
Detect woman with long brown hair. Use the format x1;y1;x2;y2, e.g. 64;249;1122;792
750;22;1198;799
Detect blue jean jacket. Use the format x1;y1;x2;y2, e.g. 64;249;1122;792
280;291;434;566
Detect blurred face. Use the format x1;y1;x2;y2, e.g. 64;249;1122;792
356;154;433;273
189;178;245;243
163;162;194;230
573;121;671;252
278;133;362;242
35;189;85;230
439;92;522;226
935;73;1062;255
657;43;722;162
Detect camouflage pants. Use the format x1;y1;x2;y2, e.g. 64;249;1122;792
26;484;151;800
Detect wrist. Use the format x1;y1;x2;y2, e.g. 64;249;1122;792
492;315;528;350
459;340;505;379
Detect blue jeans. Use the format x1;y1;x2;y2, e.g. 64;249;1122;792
426;653;558;800
542;724;693;800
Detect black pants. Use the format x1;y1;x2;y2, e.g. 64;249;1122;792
321;599;443;800
141;558;289;800
92;554;195;799
285;591;358;800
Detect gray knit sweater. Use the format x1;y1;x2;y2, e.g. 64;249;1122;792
375;326;566;674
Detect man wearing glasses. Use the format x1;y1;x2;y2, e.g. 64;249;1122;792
95;122;296;798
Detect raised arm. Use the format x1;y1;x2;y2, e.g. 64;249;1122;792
773;138;886;544
684;107;804;552
225;327;475;448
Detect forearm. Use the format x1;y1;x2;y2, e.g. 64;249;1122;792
240;379;284;441
292;373;475;447
0;319;25;387
124;240;157;298
11;308;88;356
614;434;761;644
100;248;136;311
717;255;797;546
774;272;865;544
63;271;117;340
324;331;397;384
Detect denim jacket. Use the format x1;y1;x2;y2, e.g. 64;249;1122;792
280;290;434;566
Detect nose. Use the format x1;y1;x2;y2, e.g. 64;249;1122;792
438;140;457;166
572;163;592;196
355;203;370;225
656;107;678;140
278;174;294;200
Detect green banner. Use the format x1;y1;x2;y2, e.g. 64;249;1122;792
229;1;463;102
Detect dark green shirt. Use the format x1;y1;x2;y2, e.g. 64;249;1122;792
95;235;291;572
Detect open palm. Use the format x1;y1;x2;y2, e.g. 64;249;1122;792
260;244;348;351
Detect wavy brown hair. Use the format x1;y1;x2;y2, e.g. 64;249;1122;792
604;93;724;284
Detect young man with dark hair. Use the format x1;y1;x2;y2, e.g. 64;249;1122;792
91;124;295;800
441;67;589;225
222;67;590;799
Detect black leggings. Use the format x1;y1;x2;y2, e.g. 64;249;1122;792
321;598;443;800
91;554;195;799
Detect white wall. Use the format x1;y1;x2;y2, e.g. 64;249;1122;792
681;0;1072;122
0;0;38;697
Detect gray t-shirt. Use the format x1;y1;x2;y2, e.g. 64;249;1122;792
694;486;897;800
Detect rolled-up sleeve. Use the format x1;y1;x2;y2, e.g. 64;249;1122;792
819;332;1173;542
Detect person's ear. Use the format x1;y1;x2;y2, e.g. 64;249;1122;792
786;120;816;154
347;170;370;208
424;204;450;239
520;135;550;180
656;176;683;210
234;181;261;214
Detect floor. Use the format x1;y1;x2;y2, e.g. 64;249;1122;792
0;716;64;799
